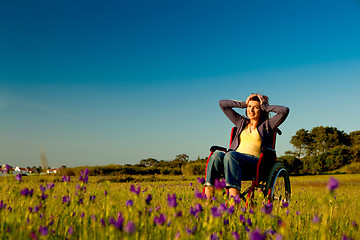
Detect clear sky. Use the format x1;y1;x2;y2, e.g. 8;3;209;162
1;0;360;168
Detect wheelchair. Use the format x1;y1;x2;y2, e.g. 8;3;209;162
203;127;291;207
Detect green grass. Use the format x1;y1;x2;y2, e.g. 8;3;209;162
1;173;359;239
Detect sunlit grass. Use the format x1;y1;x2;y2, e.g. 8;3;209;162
0;173;359;239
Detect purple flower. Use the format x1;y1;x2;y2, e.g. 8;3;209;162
46;183;55;190
109;212;124;230
249;228;266;240
224;219;229;225
352;220;358;228
20;188;34;197
124;221;136;234
130;185;141;195
211;206;222;217
90;195;96;201
261;203;273;215
40;193;48;200
145;194;152;205
79;168;89;183
15;174;22;182
227;205;235;214
167;194;177;208
239;215;246;224
175;211;183;217
62;175;70;182
126;200;134;207
249;208;254;214
91;215;96;221
101;218;106;226
296;211;301;215
232;231;240;240
0;200;6;210
327;177;339;192
38;225;48;236
68;226;74;235
62;196;71;204
2;165;10;174
104;190;108;196
219;203;227;212
281;201;289;208
194;189;207;200
197;177;205;184
211;233;219;240
39;185;46;192
154;214;167;225
246;218;252;226
186;226;197;235
214;178;226;189
312;214;320;223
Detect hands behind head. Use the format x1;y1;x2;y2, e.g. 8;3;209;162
246;93;269;105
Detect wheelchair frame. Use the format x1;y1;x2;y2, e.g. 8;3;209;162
203;127;291;207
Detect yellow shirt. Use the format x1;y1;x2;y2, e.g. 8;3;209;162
236;125;262;158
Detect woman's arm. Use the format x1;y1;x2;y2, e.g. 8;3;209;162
219;99;247;126
261;102;290;130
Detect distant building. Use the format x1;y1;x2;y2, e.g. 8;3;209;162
14;167;30;175
47;168;60;174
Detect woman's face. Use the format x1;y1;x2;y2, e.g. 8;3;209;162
247;100;261;121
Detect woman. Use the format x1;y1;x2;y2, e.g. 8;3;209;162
204;93;289;201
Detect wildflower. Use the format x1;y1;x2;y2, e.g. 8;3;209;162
62;175;70;182
15;174;22;181
91;215;96;221
281;201;289;208
100;218;106;226
194;189;207;199
130;185;141;195
175;211;183;217
124;221;136;234
62;196;70;204
249;208;254;214
39;185;46;192
239;215;246;224
214;178;226;189
186;226;197;235
46;183;55;190
211;206;222;217
68;226;74;235
90;195;96;201
81;212;85;218
352;220;358;228
232;231;240;240
104;190;108;196
109;212;124;230
40;193;48;200
227;205;235;214
275;233;283;240
211;233;219;240
167;194;177;208
261;203;273;215
296;211;301;215
175;231;181;239
79;168;89;183
327;177;339;192
155;205;161;211
219;203;227;212
224;219;229;225
249;228;266;240
154;213;167;225
21;188;34;197
2;165;10;174
145;194;152;205
126;200;134;207
38;225;48;236
0;200;6;210
197;177;205;184
312;214;320;223
30;232;38;240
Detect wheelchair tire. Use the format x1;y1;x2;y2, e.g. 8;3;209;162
265;162;291;203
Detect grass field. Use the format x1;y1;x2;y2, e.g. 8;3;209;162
1;173;359;239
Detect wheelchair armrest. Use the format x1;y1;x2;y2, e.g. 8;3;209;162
210;146;228;153
261;147;276;154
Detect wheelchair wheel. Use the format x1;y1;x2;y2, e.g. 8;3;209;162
266;162;291;203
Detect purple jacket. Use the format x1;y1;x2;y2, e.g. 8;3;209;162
219;100;289;151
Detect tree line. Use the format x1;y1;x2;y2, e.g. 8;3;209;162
279;126;360;175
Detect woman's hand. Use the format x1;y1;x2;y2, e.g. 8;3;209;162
246;93;257;105
257;94;269;104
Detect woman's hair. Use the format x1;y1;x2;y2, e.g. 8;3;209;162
246;95;269;124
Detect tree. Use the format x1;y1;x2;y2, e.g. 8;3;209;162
140;158;159;167
173;154;189;162
289;129;311;158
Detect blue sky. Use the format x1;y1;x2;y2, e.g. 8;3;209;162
1;0;360;168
